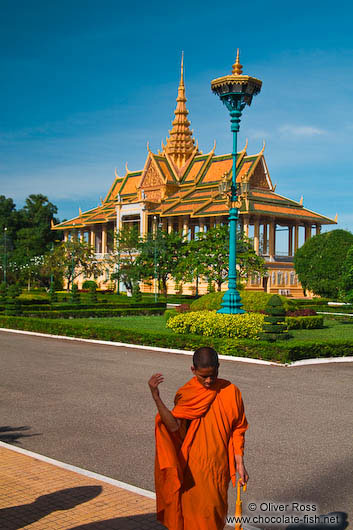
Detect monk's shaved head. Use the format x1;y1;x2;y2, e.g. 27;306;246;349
193;347;219;369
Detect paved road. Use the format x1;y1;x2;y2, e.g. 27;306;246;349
0;330;352;526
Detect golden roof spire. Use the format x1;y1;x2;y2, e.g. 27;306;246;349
163;53;199;169
232;48;243;75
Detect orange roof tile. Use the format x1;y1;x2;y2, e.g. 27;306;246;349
184;160;206;183
201;159;232;183
253;203;323;219
237;161;253;181
120;174;141;195
157;159;175;182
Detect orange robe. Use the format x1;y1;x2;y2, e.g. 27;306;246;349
155;376;248;530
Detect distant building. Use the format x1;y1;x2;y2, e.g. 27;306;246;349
52;59;336;297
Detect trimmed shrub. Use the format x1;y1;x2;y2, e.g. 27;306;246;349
285;315;324;330
5;285;22;316
0;282;7;304
175;303;191;313
287;308;317;316
260;294;290;341
164;309;177;321
167;311;264;340
82;280;98;289
71;284;80;304
190;291;290;313
49;283;58;303
88;284;98;304
22;307;165;319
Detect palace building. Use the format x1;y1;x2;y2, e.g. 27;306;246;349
52;57;336;297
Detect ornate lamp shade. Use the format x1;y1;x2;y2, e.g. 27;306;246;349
211;50;262;107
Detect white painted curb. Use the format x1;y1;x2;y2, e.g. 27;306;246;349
1;327;353;367
0;441;156;500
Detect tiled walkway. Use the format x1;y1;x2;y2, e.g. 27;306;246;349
0;445;165;529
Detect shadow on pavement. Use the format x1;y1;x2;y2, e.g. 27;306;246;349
67;512;165;529
0;425;41;444
0;485;102;530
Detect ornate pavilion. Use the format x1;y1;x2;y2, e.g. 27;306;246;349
52;56;336;297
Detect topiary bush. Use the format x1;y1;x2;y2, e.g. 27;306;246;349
71;284;80;304
5;285;22;316
260;294;290;341
88;283;97;304
285;315;324;330
166;310;265;340
82;280;98;289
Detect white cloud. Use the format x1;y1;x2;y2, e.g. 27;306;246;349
278;125;327;137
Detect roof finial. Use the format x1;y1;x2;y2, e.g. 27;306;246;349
181;51;184;85
232;48;243;75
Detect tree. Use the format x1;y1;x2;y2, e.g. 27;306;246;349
340;245;353;302
179;225;266;292
137;230;186;296
42;240;102;291
294;229;353;298
108;226;141;294
16;194;60;259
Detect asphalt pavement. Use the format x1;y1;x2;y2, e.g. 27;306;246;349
0;330;352;526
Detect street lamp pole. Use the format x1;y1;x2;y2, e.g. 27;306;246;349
153;216;158;303
211;50;262;314
3;227;7;285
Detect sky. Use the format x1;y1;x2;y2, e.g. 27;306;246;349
1;0;353;233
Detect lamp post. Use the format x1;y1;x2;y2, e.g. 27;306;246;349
153;216;162;302
211;50;262;314
3;227;7;285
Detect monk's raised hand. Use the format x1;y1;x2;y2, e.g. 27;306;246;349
148;373;164;400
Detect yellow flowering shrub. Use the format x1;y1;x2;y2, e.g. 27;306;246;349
166;311;265;340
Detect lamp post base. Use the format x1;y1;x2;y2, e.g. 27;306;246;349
217;289;245;314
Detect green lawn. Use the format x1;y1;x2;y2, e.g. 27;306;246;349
69;315;353;342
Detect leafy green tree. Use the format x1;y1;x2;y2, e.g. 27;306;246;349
340;245;353;302
137;230;186;296
42;240;102;291
294;229;353;298
179;225;266;292
108;226;141;294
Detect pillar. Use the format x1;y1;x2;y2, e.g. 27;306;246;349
263;223;268;255
269;220;276;257
102;224;107;254
162;218;167;231
243;216;250;237
141;211;148;237
178;217;183;235
294;225;299;252
64;230;69;242
182;217;189;239
305;224;312;241
90;229;95;249
316;224;321;236
253;219;260;254
288;225;293;256
168;218;173;234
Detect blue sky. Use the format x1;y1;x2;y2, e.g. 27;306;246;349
1;0;353;232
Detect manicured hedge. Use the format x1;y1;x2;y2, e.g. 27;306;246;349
16;302;166;312
1;315;352;363
22;308;165;319
285;316;324;329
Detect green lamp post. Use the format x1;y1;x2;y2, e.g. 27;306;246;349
211;50;262;314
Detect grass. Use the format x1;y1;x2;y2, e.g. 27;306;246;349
289;319;353;341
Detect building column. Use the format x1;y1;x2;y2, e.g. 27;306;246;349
178;217;183;235
288;225;293;256
243;216;250;237
253;219;260;254
90;229;95;249
294;224;299;252
168;218;173;234
64;230;69;242
305;223;312;242
182;217;189;239
209;217;215;229
316;224;321;236
263;223;268;255
162;218;167;231
141;210;148;237
102;224;107;254
269;220;276;257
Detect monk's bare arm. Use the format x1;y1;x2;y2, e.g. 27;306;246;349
235;453;249;485
148;373;181;433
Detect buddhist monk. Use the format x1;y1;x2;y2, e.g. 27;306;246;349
148;346;249;530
